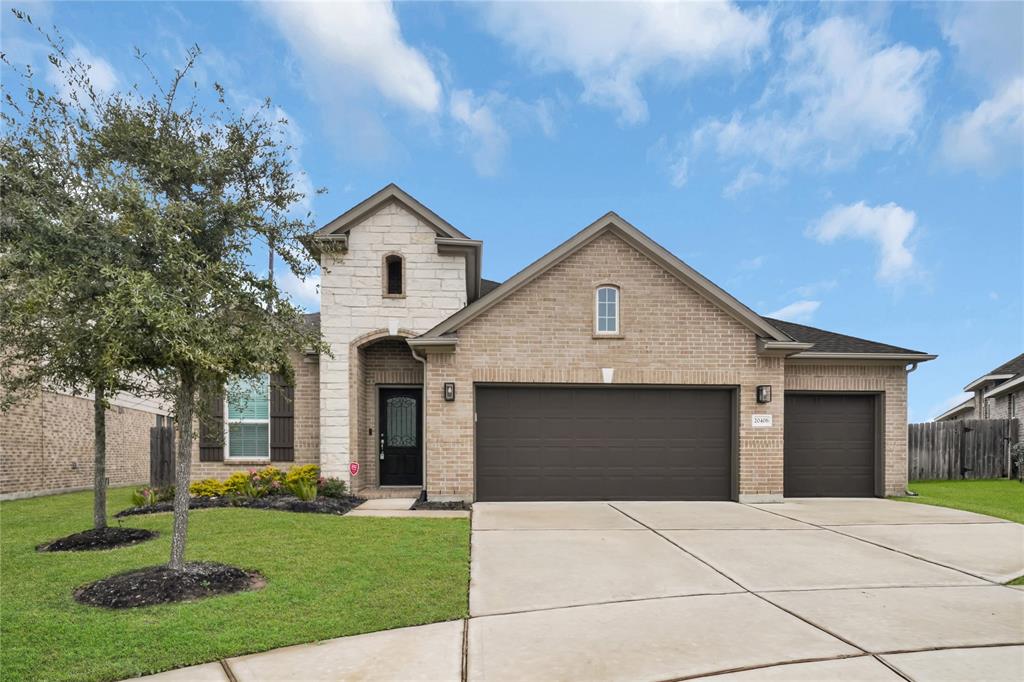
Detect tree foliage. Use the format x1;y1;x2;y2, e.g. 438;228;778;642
1;11;326;566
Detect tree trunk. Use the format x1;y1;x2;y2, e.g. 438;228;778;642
168;372;196;571
93;383;107;530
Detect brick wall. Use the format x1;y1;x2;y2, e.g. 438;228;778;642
987;388;1023;420
785;361;910;496
1;389;153;498
189;351;320;481
353;337;423;492
423;231;787;501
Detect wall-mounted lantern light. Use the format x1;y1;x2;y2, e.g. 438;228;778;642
444;382;456;402
756;385;772;404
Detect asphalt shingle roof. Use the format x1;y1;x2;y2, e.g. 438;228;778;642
763;317;927;355
985;352;1024;379
479;278;502;297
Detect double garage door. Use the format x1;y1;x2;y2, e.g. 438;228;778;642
476;386;734;501
475;386;878;501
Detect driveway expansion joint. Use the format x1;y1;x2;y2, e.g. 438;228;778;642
218;659;237;682
748;502;1004;585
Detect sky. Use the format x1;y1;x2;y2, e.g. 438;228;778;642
2;1;1022;422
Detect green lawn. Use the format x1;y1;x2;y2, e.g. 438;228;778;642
1;487;470;682
892;479;1024;524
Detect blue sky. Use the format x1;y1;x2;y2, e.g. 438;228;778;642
3;1;1022;421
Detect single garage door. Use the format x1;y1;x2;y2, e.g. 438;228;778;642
475;386;733;501
784;393;877;497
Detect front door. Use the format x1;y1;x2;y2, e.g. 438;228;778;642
379;387;423;486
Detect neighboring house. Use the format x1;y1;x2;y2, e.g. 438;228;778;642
191;184;936;502
935;353;1024;422
0;387;168;499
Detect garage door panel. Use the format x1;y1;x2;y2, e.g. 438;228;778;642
784;394;876;498
476;386;733;501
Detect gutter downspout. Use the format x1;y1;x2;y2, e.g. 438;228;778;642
903;361;921;496
411;345;428;501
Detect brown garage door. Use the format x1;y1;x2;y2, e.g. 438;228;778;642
784;393;877;497
475;386;733;501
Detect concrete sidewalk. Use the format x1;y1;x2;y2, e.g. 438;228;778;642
135;499;1024;682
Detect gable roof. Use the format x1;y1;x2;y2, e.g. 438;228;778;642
764;318;933;357
419;212;792;342
310;183;470;240
986;352;1024;379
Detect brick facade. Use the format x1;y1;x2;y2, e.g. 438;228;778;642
423;232;796;501
189;350;321;480
785;361;910;496
0;389;154;499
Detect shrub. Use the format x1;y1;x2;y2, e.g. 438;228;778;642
256;466;286;488
131;486;175;507
189;479;228;498
318;477;348;499
288;477;318;501
285;464;320;488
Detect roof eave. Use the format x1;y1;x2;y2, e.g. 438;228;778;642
983;374;1024;400
934;400;974;421
964;373;1015;392
788;352;938;362
757;339;816;357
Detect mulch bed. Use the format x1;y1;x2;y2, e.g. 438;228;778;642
74;562;264;609
115;495;366;518
413;500;470;511
37;527;158;552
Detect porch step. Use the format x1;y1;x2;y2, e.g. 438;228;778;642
358;487;422;500
357;498;418;511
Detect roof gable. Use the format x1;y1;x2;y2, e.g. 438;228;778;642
312;183;470;240
420;212;790;341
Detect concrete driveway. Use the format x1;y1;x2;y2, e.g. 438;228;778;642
142;499;1024;682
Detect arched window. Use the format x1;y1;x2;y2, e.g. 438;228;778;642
384;254;404;296
595;285;619;335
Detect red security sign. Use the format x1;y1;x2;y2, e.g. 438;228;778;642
349;462;360;477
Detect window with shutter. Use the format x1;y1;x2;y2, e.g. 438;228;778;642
225;375;270;459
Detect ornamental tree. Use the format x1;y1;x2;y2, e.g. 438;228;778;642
85;50;327;571
1;12;152;530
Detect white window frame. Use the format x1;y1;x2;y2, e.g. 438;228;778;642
224;374;271;460
594;285;620;336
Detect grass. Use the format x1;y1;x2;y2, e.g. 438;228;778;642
893;479;1024;585
892;479;1024;524
1;487;470;682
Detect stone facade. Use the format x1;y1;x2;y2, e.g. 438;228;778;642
422;232;792;501
318;201;467;482
785;361;909;496
0;389;156;499
985;388;1023;421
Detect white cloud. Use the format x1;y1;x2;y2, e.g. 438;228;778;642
684;16;937;182
938;4;1023;174
449;89;508;177
791;278;838;298
940;2;1024;89
277;268;320;311
260;1;441;114
766;300;820;322
47;44;119;104
738;255;765;270
479;1;770;124
448;88;559;176
942;77;1023;172
808;201;917;283
723;166;766;198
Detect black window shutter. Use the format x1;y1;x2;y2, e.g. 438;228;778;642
198;390;224;461
270;374;295;462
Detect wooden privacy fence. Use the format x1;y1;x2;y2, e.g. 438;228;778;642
149;425;175;488
908;418;1019;481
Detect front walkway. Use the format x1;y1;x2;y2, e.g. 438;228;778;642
138;499;1024;681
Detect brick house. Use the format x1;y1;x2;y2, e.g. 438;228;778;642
192;184;936;503
935;353;1024;422
0;388;168;499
